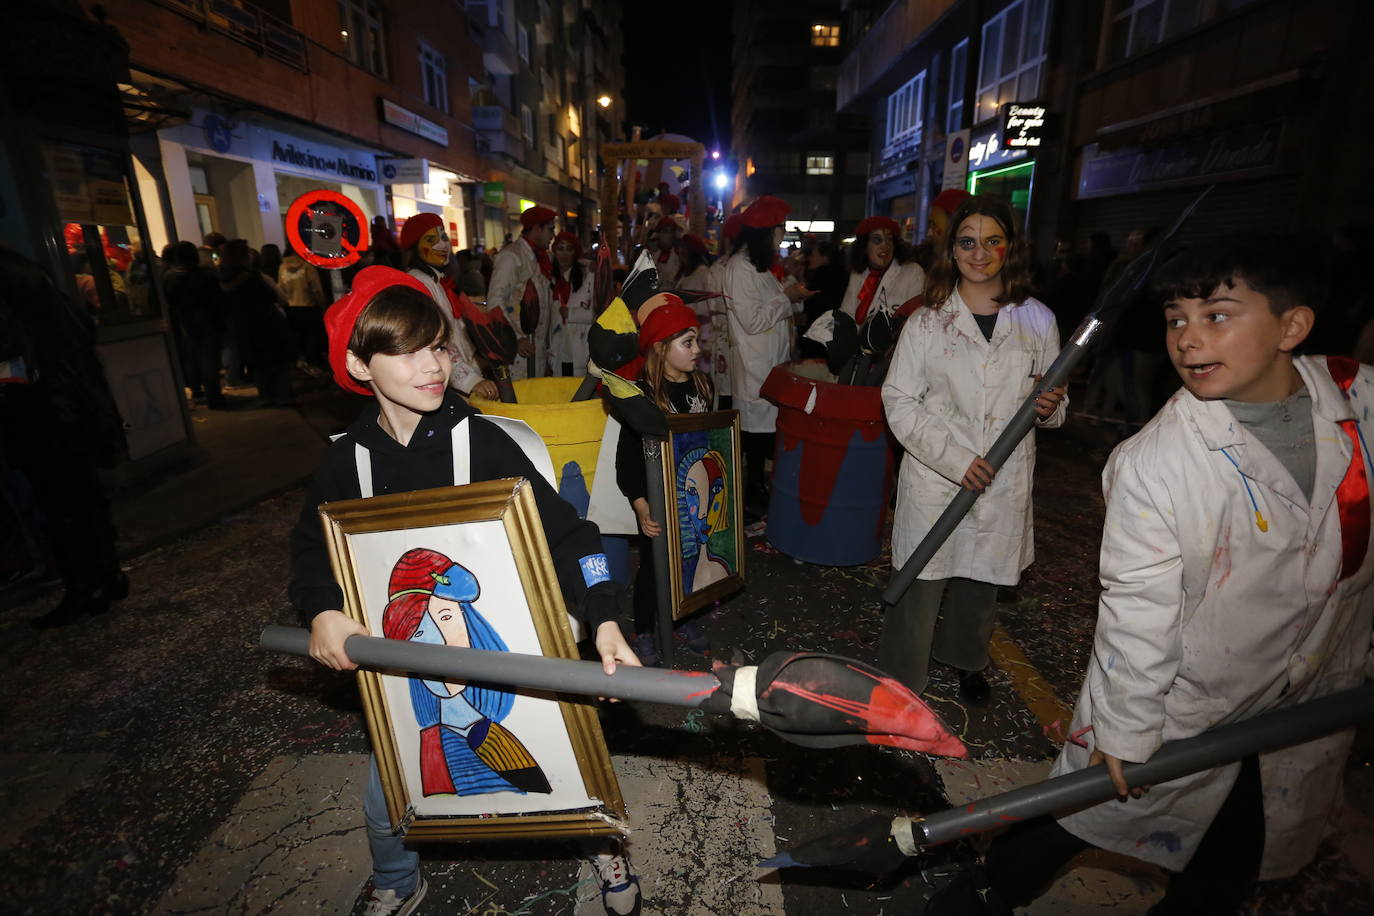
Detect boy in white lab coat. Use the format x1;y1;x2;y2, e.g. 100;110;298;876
987;235;1374;914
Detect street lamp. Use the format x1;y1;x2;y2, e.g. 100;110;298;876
597;95;612;109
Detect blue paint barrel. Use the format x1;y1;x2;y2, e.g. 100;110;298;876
761;361;894;566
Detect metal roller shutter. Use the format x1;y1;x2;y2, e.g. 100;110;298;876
1072;177;1299;251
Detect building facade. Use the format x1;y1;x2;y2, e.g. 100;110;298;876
731;0;869;242
840;0;1374;261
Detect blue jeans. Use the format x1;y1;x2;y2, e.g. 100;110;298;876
364;755;420;894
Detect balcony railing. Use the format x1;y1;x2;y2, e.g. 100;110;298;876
151;0;308;72
473;105;525;160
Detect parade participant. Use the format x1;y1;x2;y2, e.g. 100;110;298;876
398;212;497;400
914;188;971;270
652;206;684;287
290;266;641;916
614;299;714;665
839;216;926;324
675;233;716;377
723;197;815;518
551;231;594;376
703;216;743;406
987;234;1374;913
878;195;1066;702
487;205;557;379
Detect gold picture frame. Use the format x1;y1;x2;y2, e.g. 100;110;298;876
659;410;746;620
319;477;626;841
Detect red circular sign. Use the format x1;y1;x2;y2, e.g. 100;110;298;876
284;190;370;269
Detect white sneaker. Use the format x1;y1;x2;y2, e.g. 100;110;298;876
592;853;642;916
356;876;427;916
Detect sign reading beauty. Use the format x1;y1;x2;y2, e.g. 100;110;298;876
1003;104;1047;150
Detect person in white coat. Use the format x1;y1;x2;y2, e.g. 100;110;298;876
486;205;557;379
722;196;815;514
675;233;716;380
550;231;594;376
397;212;497;400
839;216;927;323
879;195;1066;703
702;215;742;405
987;237;1374;914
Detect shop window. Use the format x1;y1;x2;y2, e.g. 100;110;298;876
43;141;162;326
975;0;1051;123
339;0;388;78
885;71;926;149
811;22;841;47
805;154;834;175
419;42;449;114
1102;0;1202;66
517;25;530;64
947;38;969;134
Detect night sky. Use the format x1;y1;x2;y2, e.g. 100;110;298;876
621;2;733;154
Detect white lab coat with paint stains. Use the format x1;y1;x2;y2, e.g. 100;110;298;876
1053;356;1374;880
407;266;485;394
552;267;594;371
839;261;927;320
486;238;552;379
882;289;1065;583
723;251;792;432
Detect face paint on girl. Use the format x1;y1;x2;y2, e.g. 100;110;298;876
867;229;894;270
419;226;451;268
661;328;700;381
952;214;1008;284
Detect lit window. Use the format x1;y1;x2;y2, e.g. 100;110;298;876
811;22;840;47
975;0;1052;123
419;42;449;114
947;39;969;134
1102;0;1201;66
805;154;834;175
517;25;530;64
885;71;926;148
521;105;534;141
339;0;388;78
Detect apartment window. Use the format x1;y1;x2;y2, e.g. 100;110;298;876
1102;0;1202;65
419;42;449;113
517;25;530;64
811;22;840;47
975;0;1051;123
339;0;388;78
885;71;925;148
521;105;534;141
947;38;969;134
805;154;834;175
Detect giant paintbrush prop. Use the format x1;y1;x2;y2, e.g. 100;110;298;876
260;626;966;756
883;186;1213;607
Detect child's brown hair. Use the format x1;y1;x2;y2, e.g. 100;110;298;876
348;286;447;368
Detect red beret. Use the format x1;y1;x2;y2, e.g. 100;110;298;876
325;266;432;397
661;193;681;214
554;231;582;258
722;214;744;240
680;234;708;257
931;189;971;216
520;205;557;229
740;195;790;228
638;297;697;353
855;216;900;239
397;212;443;251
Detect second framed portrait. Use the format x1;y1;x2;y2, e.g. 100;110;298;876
659;409;745;619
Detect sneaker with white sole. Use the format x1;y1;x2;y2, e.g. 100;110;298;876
355;876;427;916
592;852;642;916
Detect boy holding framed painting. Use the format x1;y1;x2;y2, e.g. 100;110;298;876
288;266;642;916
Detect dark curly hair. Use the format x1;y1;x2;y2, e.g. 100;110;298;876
846;231;914;275
923;195;1033;308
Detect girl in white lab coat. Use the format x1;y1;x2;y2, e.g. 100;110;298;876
879;195;1066;702
550;231;594;376
839;216;927;323
722;196;816;515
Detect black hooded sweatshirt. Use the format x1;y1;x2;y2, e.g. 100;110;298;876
289;390;619;633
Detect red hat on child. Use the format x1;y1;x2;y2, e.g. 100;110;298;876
324;266;432;397
855;216;901;239
554;231;582;258
637;296;696;354
740;195;791;228
680;234;708;257
931;189;972;216
660;193;681;215
397;212;444;251
520;205;558;229
722;214;744;240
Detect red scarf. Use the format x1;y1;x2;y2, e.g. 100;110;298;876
521;238;552;334
854;267;886;324
769;261;786;283
527;238;553;280
1329;356;1371;581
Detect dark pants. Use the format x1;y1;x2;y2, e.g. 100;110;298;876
286;305;326;367
742;431;774;505
254;361;295;406
632;534;658;635
986;754;1265;914
180;327;223;404
877;578;999;694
